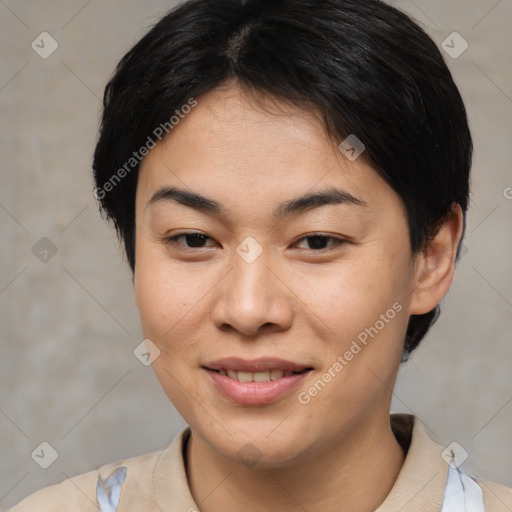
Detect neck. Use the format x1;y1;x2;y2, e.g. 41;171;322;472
186;414;405;512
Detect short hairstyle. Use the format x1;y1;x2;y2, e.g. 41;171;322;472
93;0;472;361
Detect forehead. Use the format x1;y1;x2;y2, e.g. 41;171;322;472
136;84;400;221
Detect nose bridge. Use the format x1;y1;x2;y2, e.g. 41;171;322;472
211;239;292;335
229;243;273;312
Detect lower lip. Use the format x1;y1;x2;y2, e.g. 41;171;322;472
205;369;311;406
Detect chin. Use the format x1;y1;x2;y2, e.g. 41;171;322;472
206;422;315;469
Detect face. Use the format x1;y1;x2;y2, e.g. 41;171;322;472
134;84;419;468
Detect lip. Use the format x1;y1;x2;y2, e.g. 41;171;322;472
203;357;313;406
204;356;311;373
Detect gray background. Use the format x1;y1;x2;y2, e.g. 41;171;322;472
1;0;511;509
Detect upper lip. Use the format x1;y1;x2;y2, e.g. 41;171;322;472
204;357;312;373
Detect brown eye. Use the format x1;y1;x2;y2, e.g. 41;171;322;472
166;232;216;249
295;235;346;251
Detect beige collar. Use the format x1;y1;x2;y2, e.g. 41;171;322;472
152;413;449;512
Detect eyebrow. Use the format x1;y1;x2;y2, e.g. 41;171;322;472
148;186;367;219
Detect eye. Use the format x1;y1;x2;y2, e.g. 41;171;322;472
294;234;346;251
165;232;217;249
162;232;346;252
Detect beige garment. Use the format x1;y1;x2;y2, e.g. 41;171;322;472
9;414;512;511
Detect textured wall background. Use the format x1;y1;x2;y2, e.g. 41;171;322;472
1;0;511;509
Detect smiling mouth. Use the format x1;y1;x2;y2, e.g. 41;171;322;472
203;363;314;405
207;368;312;382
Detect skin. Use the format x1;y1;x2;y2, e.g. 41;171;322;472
134;82;463;512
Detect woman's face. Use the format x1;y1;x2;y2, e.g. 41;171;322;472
134;84;421;467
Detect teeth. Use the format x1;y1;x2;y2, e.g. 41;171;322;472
218;369;301;382
253;371;271;382
270;369;285;380
237;371;253;382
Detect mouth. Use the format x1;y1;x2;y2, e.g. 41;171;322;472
202;357;313;405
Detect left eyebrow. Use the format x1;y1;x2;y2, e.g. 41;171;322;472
147;186;367;219
275;187;367;219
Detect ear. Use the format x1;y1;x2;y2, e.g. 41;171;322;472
409;203;464;315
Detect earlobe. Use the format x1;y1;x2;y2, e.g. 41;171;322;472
409;204;464;316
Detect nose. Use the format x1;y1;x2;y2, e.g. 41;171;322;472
210;247;294;338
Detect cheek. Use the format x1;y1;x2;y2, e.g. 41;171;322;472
134;248;207;351
136;237;200;314
134;255;206;403
294;262;408;413
294;253;410;339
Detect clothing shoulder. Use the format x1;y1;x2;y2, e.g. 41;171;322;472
479;478;512;511
8;449;163;512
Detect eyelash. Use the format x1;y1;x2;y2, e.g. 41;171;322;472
163;232;347;252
